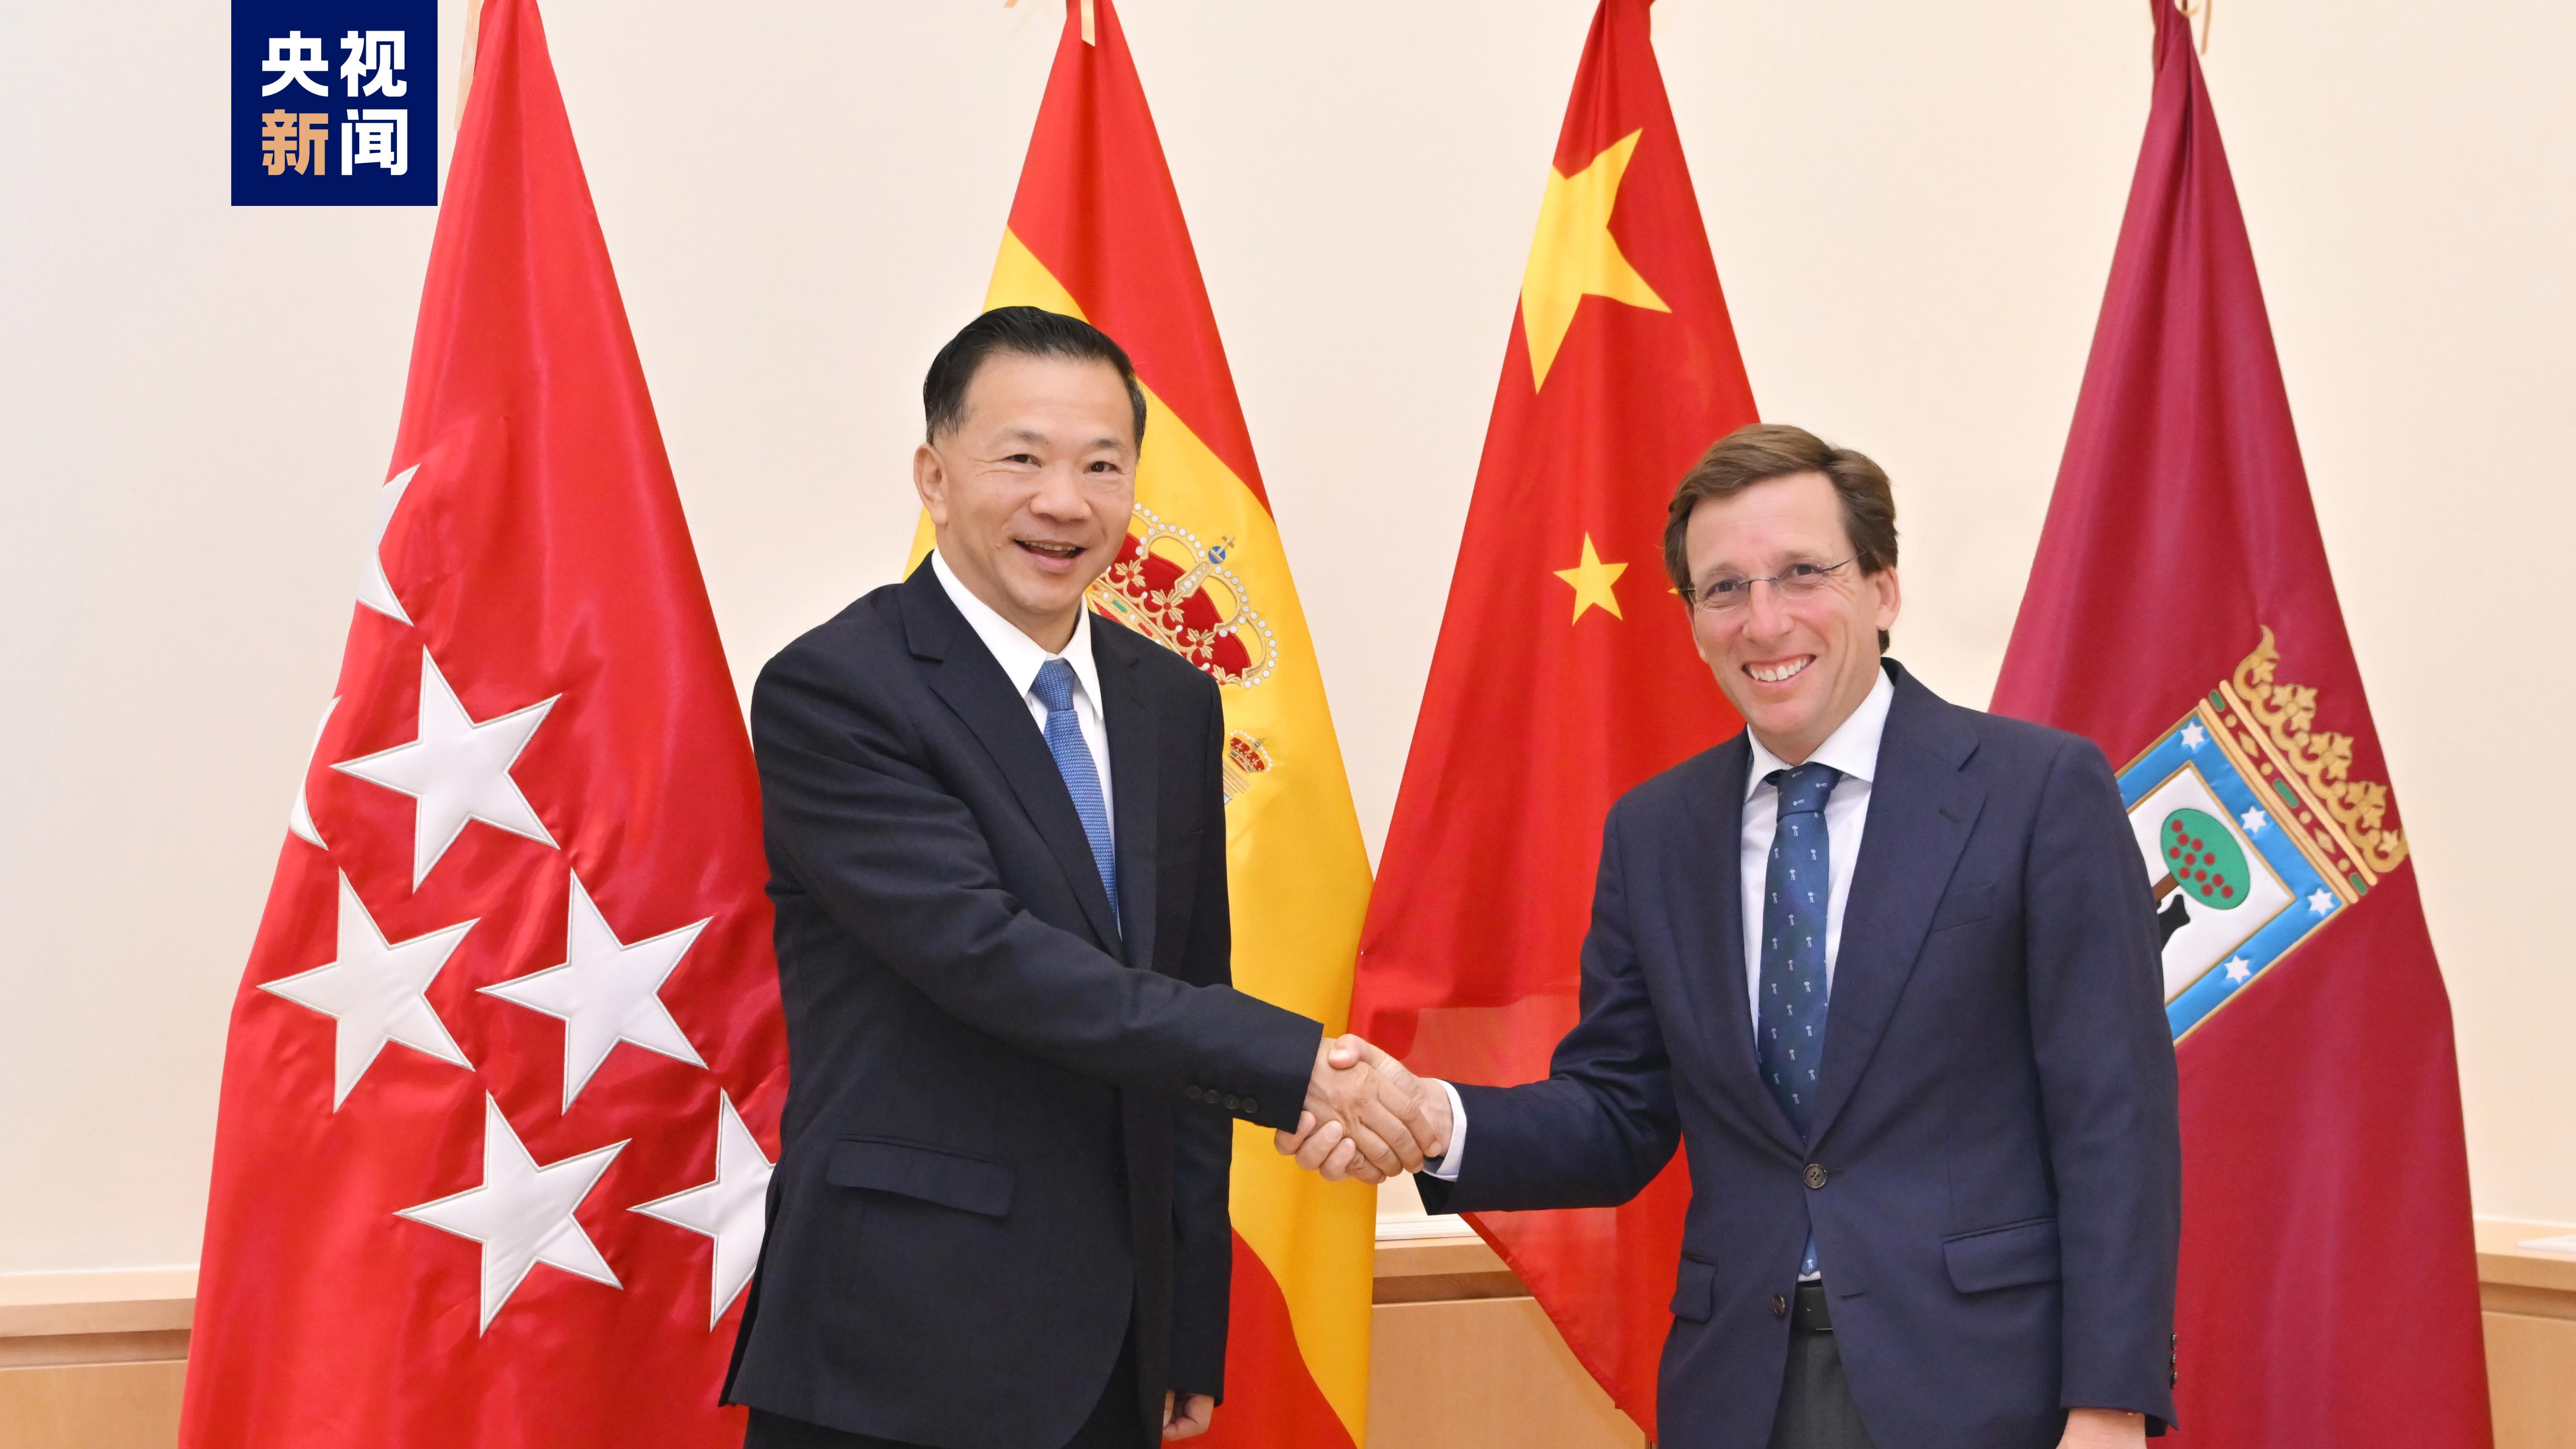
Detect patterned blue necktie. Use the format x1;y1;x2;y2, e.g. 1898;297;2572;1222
1032;658;1118;935
1758;762;1840;1277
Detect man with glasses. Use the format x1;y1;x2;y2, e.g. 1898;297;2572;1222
1286;425;2181;1449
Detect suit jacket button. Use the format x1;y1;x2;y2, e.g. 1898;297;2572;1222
1185;1085;1203;1101
1771;1293;1788;1319
1241;1097;1258;1116
1224;1095;1242;1111
1804;1164;1827;1190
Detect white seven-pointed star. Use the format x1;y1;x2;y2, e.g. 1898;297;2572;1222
2308;888;2336;916
334;649;559;887
259;873;474;1108
397;1096;627;1333
287;697;340;849
2179;721;2208;750
633;1092;775;1328
356;464;419;623
2240;806;2268;836
482;871;709;1109
2223;957;2254;984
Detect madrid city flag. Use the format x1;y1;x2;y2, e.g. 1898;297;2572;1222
1348;0;1757;1436
908;1;1377;1443
180;1;787;1444
1991;1;2490;1442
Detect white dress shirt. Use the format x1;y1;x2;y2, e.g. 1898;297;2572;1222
1738;666;1893;1024
931;549;1114;838
1426;668;1897;1187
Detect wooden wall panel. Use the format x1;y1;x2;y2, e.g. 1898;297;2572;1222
2484;1311;2576;1449
0;1360;186;1449
2481;1220;2576;1449
1367;1296;1642;1449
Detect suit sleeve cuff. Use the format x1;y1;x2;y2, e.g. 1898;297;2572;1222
1421;1079;1467;1181
1184;1000;1318;1133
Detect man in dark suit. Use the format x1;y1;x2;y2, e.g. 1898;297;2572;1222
1289;425;2180;1449
726;308;1438;1449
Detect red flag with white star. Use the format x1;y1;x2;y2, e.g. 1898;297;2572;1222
179;1;785;1443
1347;0;1756;1436
1991;2;2488;1442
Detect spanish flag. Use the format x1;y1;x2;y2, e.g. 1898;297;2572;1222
908;2;1375;1444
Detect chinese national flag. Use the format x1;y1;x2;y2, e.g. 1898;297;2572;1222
179;2;786;1445
1348;0;1756;1436
906;1;1378;1445
1991;2;2489;1444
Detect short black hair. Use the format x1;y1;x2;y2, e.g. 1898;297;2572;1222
923;306;1148;449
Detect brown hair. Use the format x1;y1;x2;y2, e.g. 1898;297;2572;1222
1662;423;1898;650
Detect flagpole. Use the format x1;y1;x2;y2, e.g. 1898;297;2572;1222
1001;0;1094;46
2179;0;2213;54
453;0;487;139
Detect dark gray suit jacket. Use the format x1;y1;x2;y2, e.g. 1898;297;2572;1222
723;562;1320;1449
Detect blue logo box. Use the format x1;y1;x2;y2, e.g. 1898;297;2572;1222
233;1;438;205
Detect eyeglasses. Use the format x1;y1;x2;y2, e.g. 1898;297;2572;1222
1685;557;1857;614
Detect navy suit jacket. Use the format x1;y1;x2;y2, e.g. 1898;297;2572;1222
1418;663;2180;1449
723;564;1321;1449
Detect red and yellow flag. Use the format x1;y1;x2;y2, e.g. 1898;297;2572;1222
909;2;1374;1443
1349;0;1757;1437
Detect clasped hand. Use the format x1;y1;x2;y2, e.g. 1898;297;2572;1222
1281;1035;1451;1185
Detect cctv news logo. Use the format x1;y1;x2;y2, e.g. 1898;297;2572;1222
233;2;438;205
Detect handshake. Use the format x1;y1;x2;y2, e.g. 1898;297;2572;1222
1281;1035;1451;1185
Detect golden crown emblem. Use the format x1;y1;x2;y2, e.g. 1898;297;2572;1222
2219;627;2407;880
1087;505;1276;689
1088;505;1277;803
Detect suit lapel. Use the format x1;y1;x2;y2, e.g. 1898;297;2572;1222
1672;739;1807;1158
901;565;1126;951
1099;627;1159;972
1809;668;1984;1144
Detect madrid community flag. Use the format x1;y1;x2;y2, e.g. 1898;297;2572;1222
1991;1;2490;1443
908;1;1378;1443
181;1;786;1444
1348;0;1757;1436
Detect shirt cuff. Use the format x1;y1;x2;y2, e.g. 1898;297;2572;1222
1421;1079;1467;1181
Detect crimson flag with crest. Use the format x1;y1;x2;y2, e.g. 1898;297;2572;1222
1992;2;2490;1442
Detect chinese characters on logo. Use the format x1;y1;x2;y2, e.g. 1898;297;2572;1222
254;29;408;179
260;108;332;176
234;6;435;204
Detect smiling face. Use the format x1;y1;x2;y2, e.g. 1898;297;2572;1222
1683;471;1900;764
913;350;1138;653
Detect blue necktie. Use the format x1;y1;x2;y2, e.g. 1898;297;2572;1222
1758;762;1840;1277
1032;658;1118;935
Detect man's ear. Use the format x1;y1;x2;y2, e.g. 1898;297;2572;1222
1871;564;1902;634
912;441;949;527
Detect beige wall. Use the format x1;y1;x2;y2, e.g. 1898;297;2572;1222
2;0;2570;1275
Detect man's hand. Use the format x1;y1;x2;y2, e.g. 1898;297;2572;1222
2058;1409;2147;1448
1296;1034;1437;1178
1161;1392;1214;1440
1279;1036;1450;1183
